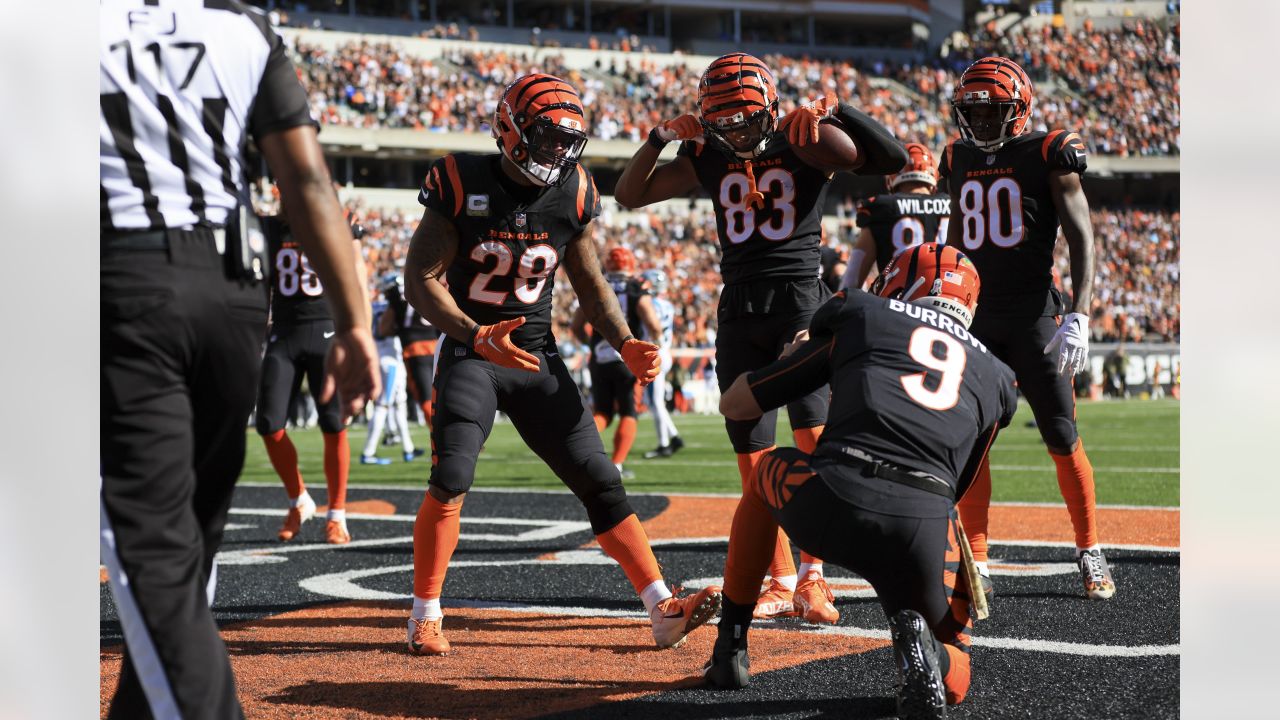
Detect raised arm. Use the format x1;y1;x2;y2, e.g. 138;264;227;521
614;116;703;208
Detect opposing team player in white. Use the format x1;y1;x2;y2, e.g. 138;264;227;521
641;269;684;458
362;276;424;464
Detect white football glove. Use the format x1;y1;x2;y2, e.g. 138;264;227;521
1043;312;1090;376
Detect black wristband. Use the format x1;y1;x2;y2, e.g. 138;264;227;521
466;324;481;348
621;334;635;345
834;101;910;176
646;127;669;151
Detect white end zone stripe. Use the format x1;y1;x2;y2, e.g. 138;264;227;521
100;491;181;720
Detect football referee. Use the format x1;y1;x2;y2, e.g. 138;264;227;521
100;2;379;718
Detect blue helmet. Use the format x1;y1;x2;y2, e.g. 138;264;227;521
641;269;668;295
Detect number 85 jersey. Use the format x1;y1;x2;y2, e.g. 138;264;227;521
939;130;1087;303
419;153;601;352
678;137;831;285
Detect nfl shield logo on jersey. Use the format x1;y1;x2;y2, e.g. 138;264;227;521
986;154;997;166
515;212;527;228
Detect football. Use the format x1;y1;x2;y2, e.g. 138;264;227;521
790;117;861;172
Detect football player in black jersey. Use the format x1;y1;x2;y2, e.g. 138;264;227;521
255;200;368;545
706;244;1017;720
842;142;952;290
570;245;663;480
383;271;440;430
400;74;721;657
616;52;908;624
940;56;1115;601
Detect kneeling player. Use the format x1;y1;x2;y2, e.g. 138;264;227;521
706;245;1017;719
401;74;720;657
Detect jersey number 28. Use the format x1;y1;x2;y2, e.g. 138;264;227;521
900;327;967;410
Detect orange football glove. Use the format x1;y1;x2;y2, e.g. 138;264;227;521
779;95;839;147
654;114;704;144
620;337;661;386
473;317;540;372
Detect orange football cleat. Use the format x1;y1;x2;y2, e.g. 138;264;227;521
651;585;723;648
407;617;451;655
277;494;316;542
793;571;839;624
752;579;798;619
325;519;351;545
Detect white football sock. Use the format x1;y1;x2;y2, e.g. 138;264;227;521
412;597;442;621
291;491;313;508
773;574;798;592
327;508;346;523
798;562;823;579
640;580;672;614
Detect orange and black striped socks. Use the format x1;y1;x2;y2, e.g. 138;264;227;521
612;417;637;465
322;430;349;514
596;514;665;601
735;448;796;586
263;429;305;500
792;426;826;576
957;455;992;564
412;492;463;601
1051;440;1099;551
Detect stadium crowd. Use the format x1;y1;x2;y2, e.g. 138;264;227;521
285;19;1178;157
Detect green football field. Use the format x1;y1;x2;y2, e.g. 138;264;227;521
241;399;1179;507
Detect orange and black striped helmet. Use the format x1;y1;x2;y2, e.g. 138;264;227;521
605;246;636;275
697;53;779;158
951;56;1034;152
873;244;981;328
887;142;939;191
492;73;589;186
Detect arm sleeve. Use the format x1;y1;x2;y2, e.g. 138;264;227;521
938;139;955;189
833;102;910;176
573;166;602;229
418;155;462;219
1042;129;1088;175
745;337;834;413
248;28;317;142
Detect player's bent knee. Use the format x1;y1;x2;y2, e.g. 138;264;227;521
1040;418;1079;454
568;457;634;533
317;411;345;435
255;415;285;437
430;454;478;496
427;484;466;505
725;418;774;454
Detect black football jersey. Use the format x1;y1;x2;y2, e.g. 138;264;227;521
263;214;330;325
857;192;952;271
678;134;831;285
589;273;646;361
747;290;1018;517
419;153;600;352
386;291;438;344
939;130;1087;307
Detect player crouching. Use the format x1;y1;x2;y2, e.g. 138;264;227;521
401;73;720;656
706;245;1018;719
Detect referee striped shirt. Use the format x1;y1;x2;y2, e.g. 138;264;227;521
100;0;316;232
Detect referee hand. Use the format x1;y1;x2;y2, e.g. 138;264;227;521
319;327;381;419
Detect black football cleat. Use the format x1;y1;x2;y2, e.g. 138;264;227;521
668;435;685;454
704;647;749;689
890;609;947;719
643;444;672;459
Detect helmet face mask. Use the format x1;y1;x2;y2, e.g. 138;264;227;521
493;74;589;187
698;54;779;159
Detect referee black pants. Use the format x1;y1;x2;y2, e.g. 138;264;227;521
101;229;266;720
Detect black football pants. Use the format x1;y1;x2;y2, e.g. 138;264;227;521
101;229;267;720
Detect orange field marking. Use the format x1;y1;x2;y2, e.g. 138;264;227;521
316;498;398;516
101;602;886;719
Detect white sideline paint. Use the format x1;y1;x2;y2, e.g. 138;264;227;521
295;562;1180;658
